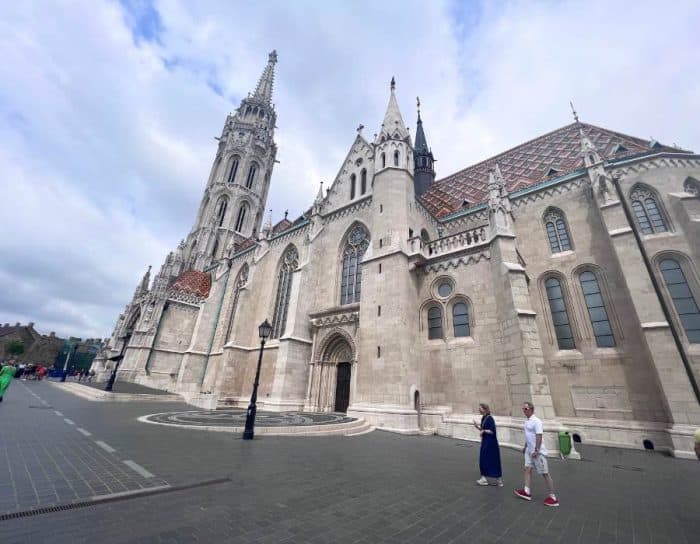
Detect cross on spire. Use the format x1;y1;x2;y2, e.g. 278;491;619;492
570;101;580;123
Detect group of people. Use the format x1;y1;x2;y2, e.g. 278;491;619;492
473;401;560;507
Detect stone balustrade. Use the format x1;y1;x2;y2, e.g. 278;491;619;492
408;226;488;261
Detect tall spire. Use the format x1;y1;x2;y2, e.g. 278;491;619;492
252;50;277;105
413;96;435;196
375;76;409;143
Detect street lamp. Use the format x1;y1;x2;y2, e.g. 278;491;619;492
242;319;273;440
105;335;129;392
61;344;78;382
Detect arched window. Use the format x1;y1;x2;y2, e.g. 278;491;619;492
381;153;386;169
659;259;700;343
216;197;228;227
340;225;370;305
246;163;257;189
235;204;248;232
393;150;400;167
579;271;615;347
271;246;299;339
360;169;367;195
427;306;443;339
452;302;470;337
630;186;668;234
545;277;575;349
350;174;356;200
227;157;239;184
225;264;249;342
543;208;572;253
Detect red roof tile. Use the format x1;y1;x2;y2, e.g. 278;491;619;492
420;122;681;218
170;269;211;298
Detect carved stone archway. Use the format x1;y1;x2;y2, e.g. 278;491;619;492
306;329;356;413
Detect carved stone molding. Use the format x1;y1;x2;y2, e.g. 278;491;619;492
322;196;373;224
423;250;490;273
309;304;360;329
611;156;700;177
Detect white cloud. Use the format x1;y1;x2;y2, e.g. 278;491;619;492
0;0;697;339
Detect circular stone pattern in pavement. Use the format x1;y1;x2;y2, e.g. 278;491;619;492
141;408;356;429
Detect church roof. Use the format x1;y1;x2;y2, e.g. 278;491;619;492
420;122;684;218
170;269;211;298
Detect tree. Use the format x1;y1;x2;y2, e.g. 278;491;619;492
6;340;25;356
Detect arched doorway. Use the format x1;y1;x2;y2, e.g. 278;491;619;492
308;333;354;413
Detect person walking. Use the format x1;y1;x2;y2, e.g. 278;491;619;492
0;363;17;403
473;403;503;486
514;401;559;507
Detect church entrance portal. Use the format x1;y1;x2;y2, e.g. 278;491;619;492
307;334;354;413
335;362;351;412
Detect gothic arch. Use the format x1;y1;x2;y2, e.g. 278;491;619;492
537;270;580;350
270;244;299;339
571;263;622;346
629;182;672;234
337;222;371;305
542;206;573;253
316;327;357;364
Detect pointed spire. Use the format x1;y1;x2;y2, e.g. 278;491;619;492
578;126;602;168
252;50;277;105
375;77;409;143
414;96;430;155
315;181;324;202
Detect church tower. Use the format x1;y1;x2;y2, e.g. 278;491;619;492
413;97;435;196
185;51;279;270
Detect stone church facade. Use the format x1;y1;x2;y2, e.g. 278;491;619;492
93;52;700;457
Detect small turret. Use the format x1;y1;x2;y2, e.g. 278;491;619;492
413;97;435;197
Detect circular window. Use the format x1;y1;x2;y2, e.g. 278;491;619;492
438;282;452;297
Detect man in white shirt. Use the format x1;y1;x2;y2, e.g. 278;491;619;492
514;401;559;507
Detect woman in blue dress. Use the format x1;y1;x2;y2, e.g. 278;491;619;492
473;403;503;486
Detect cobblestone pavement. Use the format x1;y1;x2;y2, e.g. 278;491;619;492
142;408;356;428
1;381;699;543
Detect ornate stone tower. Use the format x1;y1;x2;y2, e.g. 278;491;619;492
185;51;279;270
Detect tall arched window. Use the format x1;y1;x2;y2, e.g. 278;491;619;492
579;271;615;347
246;163;257;189
427;306;443;339
659;259;700;343
227;157;239;184
360;169;367;195
630;186;668;234
381;153;386;169
452;302;470;337
350;174;356;200
225;264;249;342
543;208;572;253
271;246;299;339
340;225;370;305
216;197;228;227
235;204;248;232
545;277;575;349
393;150;400;167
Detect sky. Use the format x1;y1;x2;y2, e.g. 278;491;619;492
1;0;699;340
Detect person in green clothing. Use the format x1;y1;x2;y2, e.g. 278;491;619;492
0;363;17;402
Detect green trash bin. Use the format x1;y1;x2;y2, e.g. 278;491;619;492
558;431;572;456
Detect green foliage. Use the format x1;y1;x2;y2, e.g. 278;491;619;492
6;340;25;356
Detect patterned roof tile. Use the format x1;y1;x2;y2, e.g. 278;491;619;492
170;269;211;298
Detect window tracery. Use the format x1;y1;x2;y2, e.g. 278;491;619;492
630;186;668;234
340;225;370;305
271;246;299;339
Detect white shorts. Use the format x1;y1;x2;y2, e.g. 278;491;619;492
524;452;549;474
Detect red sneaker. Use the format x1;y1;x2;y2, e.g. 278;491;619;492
514;489;532;501
544;496;559;507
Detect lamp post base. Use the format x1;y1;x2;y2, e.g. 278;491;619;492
243;404;257;440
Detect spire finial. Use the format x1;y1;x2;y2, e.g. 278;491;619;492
416;96;421;120
284;209;288;220
252;50;278;105
570;101;580;123
268;50;278;64
356;123;364;134
390;76;395;91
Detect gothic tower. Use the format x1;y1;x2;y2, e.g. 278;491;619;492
413;98;435;197
185;51;279;270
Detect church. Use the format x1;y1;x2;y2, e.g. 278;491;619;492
93;51;700;457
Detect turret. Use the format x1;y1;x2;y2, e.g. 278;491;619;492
413;97;435;196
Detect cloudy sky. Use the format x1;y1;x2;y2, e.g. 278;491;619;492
1;0;698;340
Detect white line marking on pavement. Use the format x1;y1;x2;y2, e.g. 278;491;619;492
64;418;75;425
123;460;155;478
77;428;92;436
95;440;116;453
54;411;64;416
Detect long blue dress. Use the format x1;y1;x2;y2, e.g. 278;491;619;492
479;414;502;478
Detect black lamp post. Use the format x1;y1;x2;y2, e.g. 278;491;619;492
243;319;273;440
105;335;128;392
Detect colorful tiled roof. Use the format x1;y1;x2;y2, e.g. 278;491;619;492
420;122;684;218
170;269;211;298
